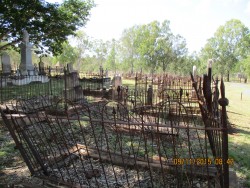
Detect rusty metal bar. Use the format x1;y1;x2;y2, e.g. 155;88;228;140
219;78;229;188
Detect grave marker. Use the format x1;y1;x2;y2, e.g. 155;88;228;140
19;30;34;75
1;52;11;74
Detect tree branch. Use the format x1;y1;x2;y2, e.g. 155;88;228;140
0;31;10;41
0;39;22;51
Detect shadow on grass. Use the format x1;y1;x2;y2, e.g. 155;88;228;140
228;124;250;135
229;136;250;187
227;110;244;116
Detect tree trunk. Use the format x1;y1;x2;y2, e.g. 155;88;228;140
131;61;134;74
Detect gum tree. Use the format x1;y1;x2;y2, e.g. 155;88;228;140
0;0;94;55
201;19;250;81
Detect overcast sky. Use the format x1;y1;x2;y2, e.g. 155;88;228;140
49;0;250;53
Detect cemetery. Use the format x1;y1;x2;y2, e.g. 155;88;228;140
1;1;250;188
0;30;233;188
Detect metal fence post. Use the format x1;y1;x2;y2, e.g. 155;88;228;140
219;78;229;188
0;74;2;104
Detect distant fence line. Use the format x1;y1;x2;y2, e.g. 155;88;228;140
0;68;111;104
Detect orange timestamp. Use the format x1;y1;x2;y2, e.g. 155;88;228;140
173;158;234;166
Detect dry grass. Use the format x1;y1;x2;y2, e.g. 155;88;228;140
224;82;250;187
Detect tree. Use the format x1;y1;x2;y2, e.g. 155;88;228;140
55;42;78;66
155;20;174;73
120;26;139;74
118;20;188;74
106;39;117;71
169;34;188;74
0;0;94;55
200;19;250;81
73;30;91;70
135;21;161;74
92;39;108;68
238;56;250;80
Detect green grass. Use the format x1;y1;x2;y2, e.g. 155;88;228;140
122;79;135;89
0;127;19;170
224;82;250;187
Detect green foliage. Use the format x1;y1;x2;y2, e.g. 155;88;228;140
74;31;92;70
200;19;250;77
119;26;139;73
237;56;250;78
54;42;78;66
0;0;94;55
105;39;117;70
119;20;188;74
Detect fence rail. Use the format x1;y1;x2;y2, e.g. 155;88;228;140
0;70;111;104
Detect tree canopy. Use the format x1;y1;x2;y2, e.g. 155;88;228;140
200;19;250;79
0;0;94;55
115;20;188;75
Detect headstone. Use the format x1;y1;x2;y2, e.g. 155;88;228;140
99;66;104;77
147;85;153;105
19;30;34;75
39;61;45;75
105;68;108;77
1;52;11;74
34;64;38;76
111;75;122;100
15;69;21;76
67;63;74;73
65;71;83;102
192;65;197;98
111;75;122;89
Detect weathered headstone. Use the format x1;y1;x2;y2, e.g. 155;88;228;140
39;61;45;75
105;68;108;77
111;75;122;88
1;52;11;74
15;69;21;76
192;65;197;98
99;66;104;77
19;30;34;75
67;63;74;73
34;64;38;76
65;71;83;102
111;75;122;100
147;85;153;105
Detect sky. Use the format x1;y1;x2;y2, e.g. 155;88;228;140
48;0;250;53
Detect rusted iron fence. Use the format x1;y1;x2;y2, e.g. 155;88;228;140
1;78;230;188
0;66;230;187
0;68;111;104
120;74;201;116
1;98;220;188
0;74;53;103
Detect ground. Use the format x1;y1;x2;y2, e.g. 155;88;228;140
225;82;250;187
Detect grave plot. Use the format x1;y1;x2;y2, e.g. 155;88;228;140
0;65;230;187
1;94;225;187
124;74;201;117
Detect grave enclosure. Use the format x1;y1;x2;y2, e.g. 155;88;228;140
0;63;231;187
